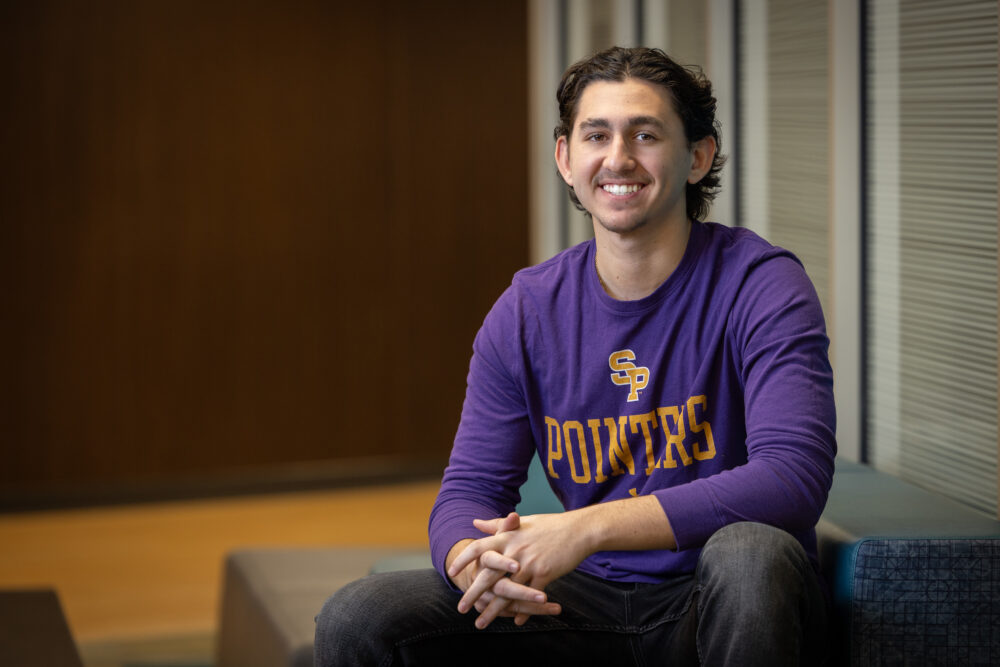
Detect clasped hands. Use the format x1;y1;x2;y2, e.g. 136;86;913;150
446;510;589;630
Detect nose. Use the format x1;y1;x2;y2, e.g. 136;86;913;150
605;135;636;172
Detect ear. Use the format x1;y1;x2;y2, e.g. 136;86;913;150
555;135;573;186
687;135;717;185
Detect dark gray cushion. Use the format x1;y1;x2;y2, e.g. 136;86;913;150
847;538;1000;665
817;459;1000;666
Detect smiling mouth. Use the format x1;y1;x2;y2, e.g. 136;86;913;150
602;183;643;196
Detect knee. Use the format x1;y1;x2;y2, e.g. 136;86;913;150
692;523;828;664
315;574;410;666
697;522;811;594
314;569;453;667
314;577;380;664
316;576;374;633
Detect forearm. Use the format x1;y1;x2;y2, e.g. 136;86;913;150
653;434;835;552
450;495;677;585
571;494;677;554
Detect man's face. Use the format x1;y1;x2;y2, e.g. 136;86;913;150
555;77;714;237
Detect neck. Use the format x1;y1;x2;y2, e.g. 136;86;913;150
594;217;692;301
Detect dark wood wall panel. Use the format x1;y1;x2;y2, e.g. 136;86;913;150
0;0;528;499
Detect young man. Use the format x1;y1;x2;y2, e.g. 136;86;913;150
316;46;835;666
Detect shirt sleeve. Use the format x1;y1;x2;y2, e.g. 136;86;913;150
653;254;837;551
428;287;538;584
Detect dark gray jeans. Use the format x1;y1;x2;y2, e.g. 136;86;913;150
314;522;829;666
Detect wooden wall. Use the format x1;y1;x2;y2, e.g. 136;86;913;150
0;1;528;503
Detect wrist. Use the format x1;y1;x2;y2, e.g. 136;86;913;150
445;538;475;589
565;505;606;557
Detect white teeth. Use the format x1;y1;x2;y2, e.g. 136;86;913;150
603;184;641;195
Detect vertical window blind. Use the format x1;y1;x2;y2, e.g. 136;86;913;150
739;0;831;314
866;0;998;515
766;0;830;313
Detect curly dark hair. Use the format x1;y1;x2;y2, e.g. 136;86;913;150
555;46;725;222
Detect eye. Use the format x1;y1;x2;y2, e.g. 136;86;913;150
635;132;657;142
585;133;607;142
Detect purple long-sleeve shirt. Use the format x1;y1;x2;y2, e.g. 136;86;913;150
429;221;836;583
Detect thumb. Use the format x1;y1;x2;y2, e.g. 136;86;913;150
498;511;521;533
473;512;520;536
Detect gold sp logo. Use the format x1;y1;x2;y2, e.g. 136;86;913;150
609;349;649;402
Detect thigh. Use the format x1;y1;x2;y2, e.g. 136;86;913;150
316;568;677;667
315;568;468;666
399;571;646;667
693;522;829;666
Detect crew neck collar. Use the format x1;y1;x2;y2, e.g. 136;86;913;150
588;220;705;313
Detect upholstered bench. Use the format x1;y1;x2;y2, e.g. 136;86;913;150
816;459;1000;665
0;589;83;667
217;458;1000;666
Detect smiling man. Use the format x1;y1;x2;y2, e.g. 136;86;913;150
315;46;836;666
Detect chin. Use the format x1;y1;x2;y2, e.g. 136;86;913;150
595;215;649;235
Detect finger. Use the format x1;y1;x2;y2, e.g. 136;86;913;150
491;576;546;604
474;570;557;629
499;573;561;622
448;539;495;578
513;599;562;625
498;511;521;532
473;511;521;537
457;564;507;614
473;592;560;619
510;573;559;626
478;550;519;575
472;517;504;535
472;590;510;615
460;555;531;615
473;589;495;612
476;595;561;629
475;591;512;629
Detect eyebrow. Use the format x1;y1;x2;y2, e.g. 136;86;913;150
577;116;666;132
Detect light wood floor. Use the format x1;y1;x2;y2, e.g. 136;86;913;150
0;480;441;646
